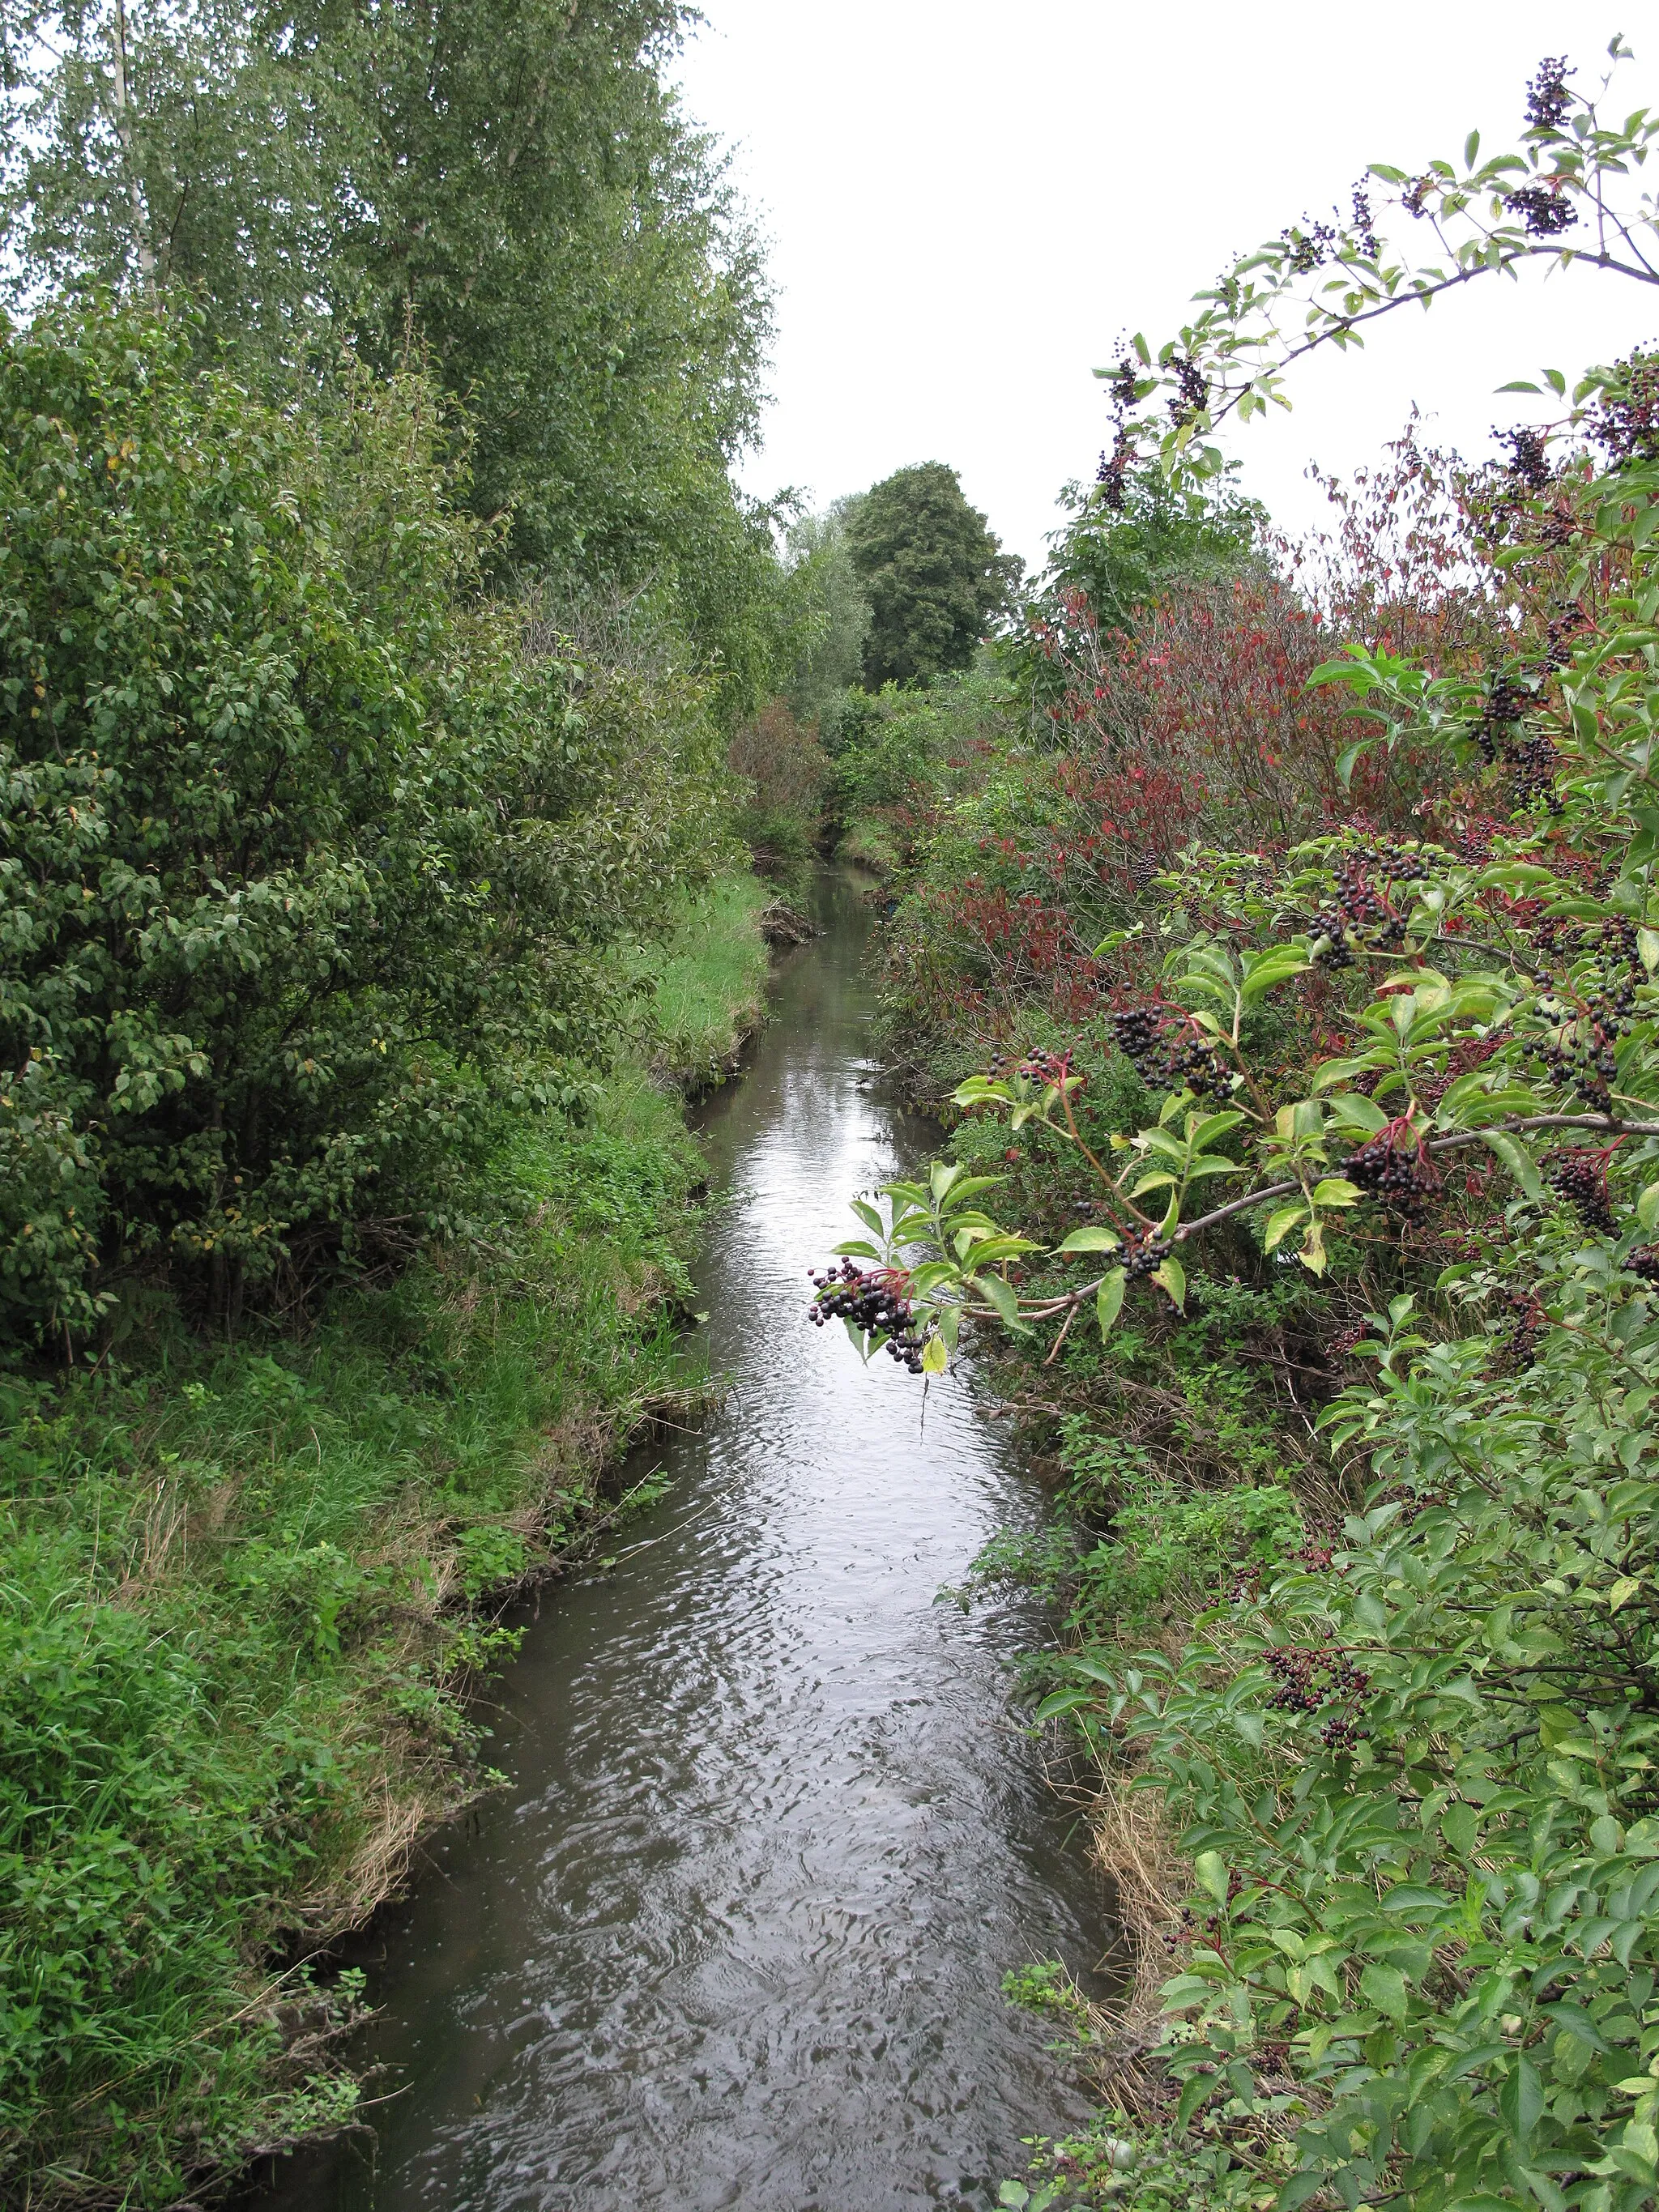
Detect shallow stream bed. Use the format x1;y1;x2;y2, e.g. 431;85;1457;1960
249;869;1107;2210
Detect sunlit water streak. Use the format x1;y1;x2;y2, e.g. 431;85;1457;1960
248;870;1108;2211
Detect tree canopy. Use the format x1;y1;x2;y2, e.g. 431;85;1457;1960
0;0;778;715
843;461;1019;688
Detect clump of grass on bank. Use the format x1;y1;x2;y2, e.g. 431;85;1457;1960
641;872;773;1093
835;814;898;877
0;1067;708;2208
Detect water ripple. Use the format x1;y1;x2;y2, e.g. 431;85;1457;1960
247;873;1108;2212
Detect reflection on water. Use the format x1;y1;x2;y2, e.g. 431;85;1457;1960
247;870;1107;2211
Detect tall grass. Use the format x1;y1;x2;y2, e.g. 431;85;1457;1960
0;1063;713;2206
639;872;773;1090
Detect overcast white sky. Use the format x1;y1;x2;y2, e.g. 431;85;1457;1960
674;3;1659;575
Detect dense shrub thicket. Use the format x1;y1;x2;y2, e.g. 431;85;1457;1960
0;305;726;1343
818;53;1659;2212
0;6;803;2202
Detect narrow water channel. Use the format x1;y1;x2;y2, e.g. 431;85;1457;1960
250;869;1107;2211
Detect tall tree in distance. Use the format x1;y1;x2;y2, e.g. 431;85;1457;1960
780;498;871;728
844;461;1020;688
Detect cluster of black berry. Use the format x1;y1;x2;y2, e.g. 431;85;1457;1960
1456;817;1500;866
1493;1289;1548;1372
1108;1005;1230;1100
1471;672;1563;808
1370;842;1430;889
808;1260;928;1372
1512;730;1563;810
1344;1118;1444;1220
1350;183;1380;262
1122;1232;1172;1281
1495;424;1552;495
1095;355;1141;512
1166;1033;1232;1101
1474;672;1530;763
1095;428;1134;513
1589;350;1659;471
1169;356;1209;429
1538;1021;1620;1111
1333;855;1390;932
1017;1048;1076;1089
1263;1641;1371;1748
1525;54;1575;132
1543;601;1590;670
1103;356;1140;416
1545;1146;1617;1234
1309;858;1388;964
1308;906;1357;970
1109;1004;1162;1080
1532;929;1637;1109
1311;899;1379;967
1505;182;1576;237
1532;910;1638;971
1280;216;1335;275
1311;849;1424;965
1626;1246;1659;1286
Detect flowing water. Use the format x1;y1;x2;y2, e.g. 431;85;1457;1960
249;870;1108;2211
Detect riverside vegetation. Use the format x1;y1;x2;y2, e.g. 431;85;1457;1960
23;11;1659;2212
0;1;851;2200
813;46;1659;2212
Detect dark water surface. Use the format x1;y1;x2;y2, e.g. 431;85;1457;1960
249;871;1107;2211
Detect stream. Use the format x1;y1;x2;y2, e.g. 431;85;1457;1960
248;867;1108;2210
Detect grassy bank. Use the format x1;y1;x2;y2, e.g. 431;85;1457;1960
0;878;773;2208
641;872;774;1093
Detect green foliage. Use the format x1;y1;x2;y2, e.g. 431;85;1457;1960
825;68;1659;2206
629;872;772;1089
1078;1278;1659;2211
837;424;1659;2200
1004;1958;1099;2045
821;669;1015;882
0;1056;708;2203
1054;1422;1301;1639
845;462;1021;688
727;696;827;886
1017;464;1265;687
1001;2109;1265;2212
827;683;949;812
0;300;723;1340
0;0;779;718
842;370;1659;2212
